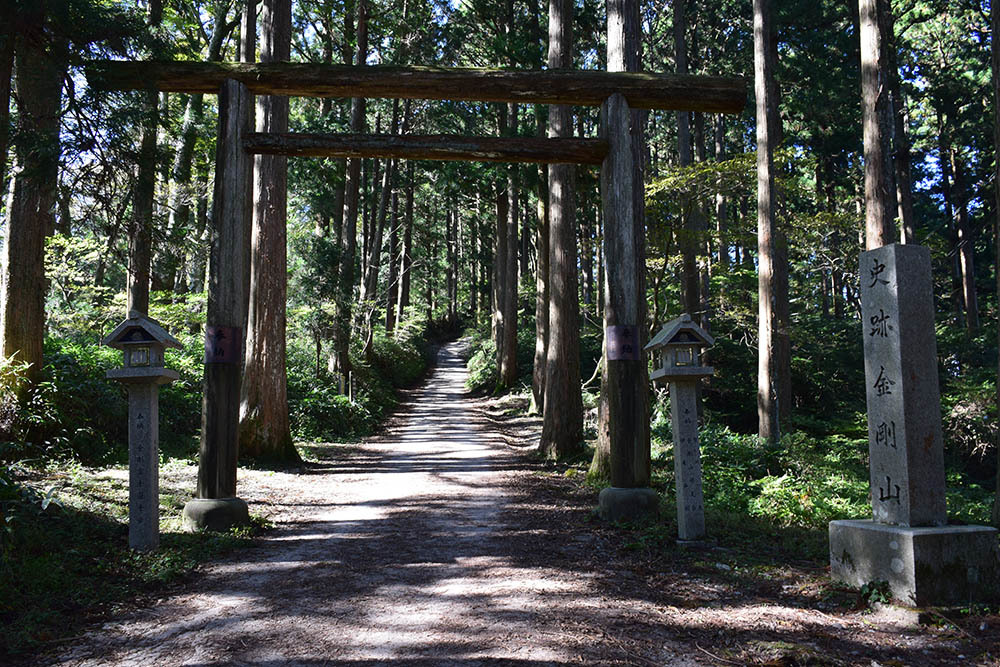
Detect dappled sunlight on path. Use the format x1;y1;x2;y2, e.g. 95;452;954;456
46;343;685;666
40;343;982;667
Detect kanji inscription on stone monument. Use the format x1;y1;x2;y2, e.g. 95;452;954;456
859;244;946;527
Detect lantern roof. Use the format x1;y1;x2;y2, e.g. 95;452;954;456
103;310;183;350
644;313;714;351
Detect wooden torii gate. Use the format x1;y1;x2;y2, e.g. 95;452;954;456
87;61;745;530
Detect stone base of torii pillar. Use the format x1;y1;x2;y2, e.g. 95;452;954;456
183;497;249;533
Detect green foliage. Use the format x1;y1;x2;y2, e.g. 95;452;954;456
859;580;892;606
44;234;119;338
0;466;267;657
463;295;602;396
653;420;866;530
286;319;431;442
10;276;434;464
2;340;128;464
464;330;499;395
0;324;203;466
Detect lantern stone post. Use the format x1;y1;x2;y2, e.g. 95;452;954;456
104;310;182;551
646;314;714;542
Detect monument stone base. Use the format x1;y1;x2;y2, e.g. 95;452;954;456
183;497;250;533
598;487;659;523
829;519;999;606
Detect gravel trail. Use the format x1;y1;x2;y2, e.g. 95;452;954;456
46;342;691;666
42;343;987;666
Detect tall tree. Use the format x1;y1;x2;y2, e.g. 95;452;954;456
540;0;582;457
126;0;163;314
500;106;519;386
881;0;914;244
754;0;791;442
529;0;550;414
385;188;400;334
714;116;729;271
950;150;979;332
397;160;414;324
240;0;299;461
531;152;549;414
361;100;400;353
991;0;1000;529
674;0;700;318
0;9;13;212
859;0;895;249
158;3;236;292
333;0;368;382
0;8;64;388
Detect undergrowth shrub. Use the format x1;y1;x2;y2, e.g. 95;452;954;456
464;308;602;395
287;320;432;441
652;410;993;530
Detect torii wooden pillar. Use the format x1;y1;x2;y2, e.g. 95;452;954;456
87;61;745;531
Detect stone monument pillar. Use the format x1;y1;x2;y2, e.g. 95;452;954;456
829;244;998;606
104;311;182;551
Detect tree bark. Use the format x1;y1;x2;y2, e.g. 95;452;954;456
540;0;582;457
361;104;400;335
161;93;205;291
0;21;13;211
448;203;458;325
859;0;895;249
939;118;964;321
0;22;63;387
87;61;747;114
240;0;255;61
498;107;519;388
161;2;235;293
674;0;700;318
951;151;979;332
531;135;549;413
715;115;729;270
191;160;210;293
990;0;1000;528
879;1;914;244
493;111;516;388
332;0;368;381
754;0;791;442
397;160;414;323
127;0;163;314
385;188;400;334
239;0;297;462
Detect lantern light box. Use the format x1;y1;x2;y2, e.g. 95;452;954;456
645;313;715;384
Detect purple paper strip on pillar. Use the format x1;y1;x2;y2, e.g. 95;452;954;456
606;324;641;361
205;326;241;364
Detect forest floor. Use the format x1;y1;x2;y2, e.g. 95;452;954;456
34;342;1000;666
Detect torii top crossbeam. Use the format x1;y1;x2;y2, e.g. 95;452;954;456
86;61;746;114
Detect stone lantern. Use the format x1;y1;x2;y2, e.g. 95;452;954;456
645;313;714;542
104;310;182;550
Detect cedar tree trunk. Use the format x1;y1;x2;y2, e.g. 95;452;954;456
239;0;298;462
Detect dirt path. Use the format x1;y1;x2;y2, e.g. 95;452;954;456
42;344;685;665
42;343;996;666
